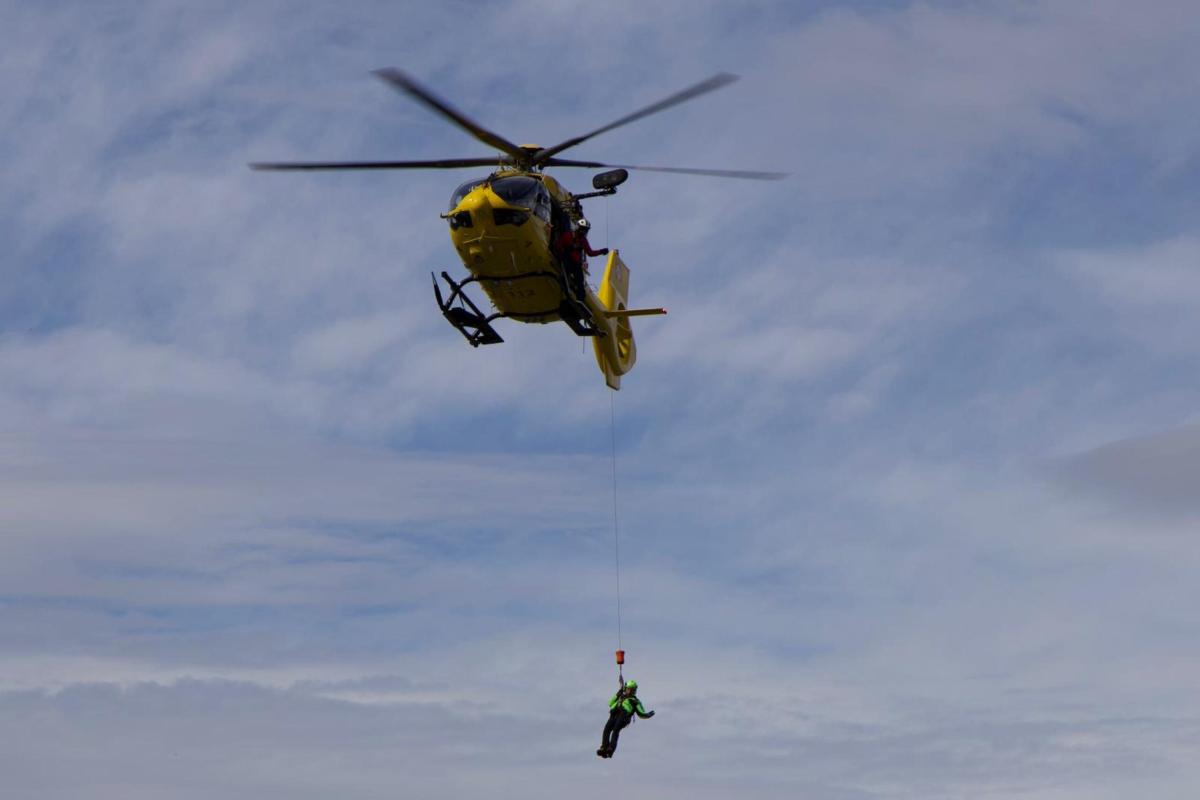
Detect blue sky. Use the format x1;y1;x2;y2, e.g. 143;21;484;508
3;1;1200;797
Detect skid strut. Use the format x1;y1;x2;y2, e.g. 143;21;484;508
432;271;504;346
431;269;604;346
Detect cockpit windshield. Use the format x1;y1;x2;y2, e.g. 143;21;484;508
490;176;541;207
449;178;487;211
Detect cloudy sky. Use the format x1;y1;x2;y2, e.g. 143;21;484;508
3;1;1200;797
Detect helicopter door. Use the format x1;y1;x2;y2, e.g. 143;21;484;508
533;184;551;223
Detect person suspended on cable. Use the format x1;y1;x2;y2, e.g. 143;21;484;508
597;678;654;758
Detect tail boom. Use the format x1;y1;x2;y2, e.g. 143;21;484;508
590;250;664;390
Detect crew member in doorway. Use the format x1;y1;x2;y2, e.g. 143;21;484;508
597;678;654;758
555;217;608;302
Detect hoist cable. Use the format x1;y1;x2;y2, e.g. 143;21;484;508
610;391;623;654
604;193;610;249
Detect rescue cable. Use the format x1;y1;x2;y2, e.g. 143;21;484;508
604;197;627;685
610;391;625;683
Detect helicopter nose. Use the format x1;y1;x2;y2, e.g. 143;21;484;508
462;189;492;213
451;191;493;263
448;190;491;237
465;190;494;223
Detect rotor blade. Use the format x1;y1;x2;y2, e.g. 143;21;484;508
250;157;507;171
533;73;740;163
544;157;787;180
372;68;528;163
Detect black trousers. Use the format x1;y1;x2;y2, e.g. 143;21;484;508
564;257;586;300
601;708;632;753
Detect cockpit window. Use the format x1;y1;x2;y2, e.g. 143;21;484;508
449;178;486;211
490;176;541;207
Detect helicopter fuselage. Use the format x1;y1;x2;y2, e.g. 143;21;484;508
439;167;649;389
445;168;599;323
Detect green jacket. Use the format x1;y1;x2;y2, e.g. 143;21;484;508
608;690;652;718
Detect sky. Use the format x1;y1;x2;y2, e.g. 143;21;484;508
3;1;1200;797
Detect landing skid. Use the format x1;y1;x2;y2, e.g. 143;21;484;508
431;270;604;347
432;271;504;347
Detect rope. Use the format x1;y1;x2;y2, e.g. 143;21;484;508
610;391;623;657
604;193;610;248
604;195;624;685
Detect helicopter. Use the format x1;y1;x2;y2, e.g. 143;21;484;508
252;69;784;389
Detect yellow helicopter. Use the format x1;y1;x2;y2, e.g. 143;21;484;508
253;69;784;389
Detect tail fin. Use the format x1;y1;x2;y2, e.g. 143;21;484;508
593;251;637;390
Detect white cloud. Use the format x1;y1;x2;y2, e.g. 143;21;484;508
1056;237;1200;355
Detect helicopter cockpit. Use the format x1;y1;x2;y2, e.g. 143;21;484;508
489;175;537;205
448;175;551;221
490;175;552;223
449;178;487;211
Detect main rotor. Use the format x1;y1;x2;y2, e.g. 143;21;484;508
251;68;786;181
